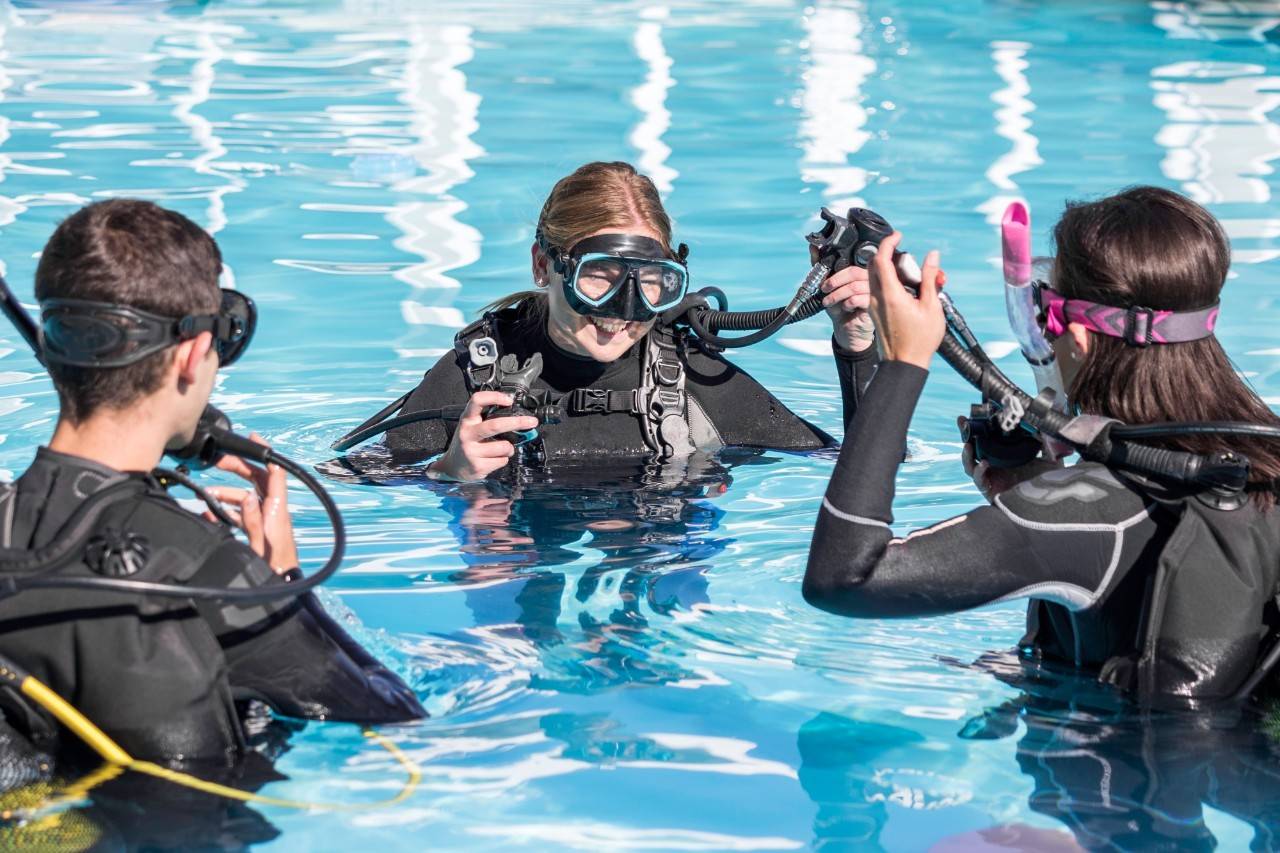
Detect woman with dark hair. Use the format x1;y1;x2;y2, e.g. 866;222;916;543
370;161;879;479
804;186;1280;705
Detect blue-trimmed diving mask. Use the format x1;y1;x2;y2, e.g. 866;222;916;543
539;232;690;322
40;288;257;368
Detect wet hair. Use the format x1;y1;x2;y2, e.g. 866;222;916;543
1053;185;1280;505
485;161;673;317
35;199;222;423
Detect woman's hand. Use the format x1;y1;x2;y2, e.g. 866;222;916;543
962;441;1062;503
868;232;945;369
428;391;540;482
822;265;875;352
205;433;299;574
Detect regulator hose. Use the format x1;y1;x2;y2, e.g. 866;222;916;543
0;444;349;605
936;329;1248;492
684;293;826;348
679;264;830;349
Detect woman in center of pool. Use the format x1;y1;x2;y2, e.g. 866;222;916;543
381;161;878;478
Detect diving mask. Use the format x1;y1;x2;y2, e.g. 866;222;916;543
539;232;690;322
40;288;257;368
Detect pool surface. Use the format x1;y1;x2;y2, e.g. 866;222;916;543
2;0;1280;849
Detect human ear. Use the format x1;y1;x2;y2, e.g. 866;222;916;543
530;242;550;286
175;332;215;385
1066;321;1091;359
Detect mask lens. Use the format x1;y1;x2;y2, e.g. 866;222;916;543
574;259;627;301
635;262;687;309
216;289;257;365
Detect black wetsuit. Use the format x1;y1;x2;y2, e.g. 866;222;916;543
805;361;1280;704
384;303;879;461
0;447;424;768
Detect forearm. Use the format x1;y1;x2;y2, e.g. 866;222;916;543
805;361;1159;618
805;359;924;607
833;336;880;433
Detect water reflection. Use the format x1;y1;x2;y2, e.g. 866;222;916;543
443;454;732;691
0;716;300;852
332;452;738;691
1152;4;1280;266
956;655;1280;851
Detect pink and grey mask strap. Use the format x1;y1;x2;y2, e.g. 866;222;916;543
1036;284;1219;347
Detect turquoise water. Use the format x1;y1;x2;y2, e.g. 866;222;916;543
2;0;1280;849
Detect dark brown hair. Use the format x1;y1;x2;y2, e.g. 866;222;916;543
1053;185;1280;505
485;161;674;317
35;199;222;423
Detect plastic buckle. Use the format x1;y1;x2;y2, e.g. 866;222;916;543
572;387;610;413
1124;306;1155;347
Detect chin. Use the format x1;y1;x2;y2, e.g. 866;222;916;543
578;316;651;362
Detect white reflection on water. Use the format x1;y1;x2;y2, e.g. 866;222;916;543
1151;52;1280;263
797;1;873;213
978;40;1041;224
1151;0;1280;43
168;20;242;237
630;6;677;196
387;21;483;356
388;22;483;290
468;823;803;851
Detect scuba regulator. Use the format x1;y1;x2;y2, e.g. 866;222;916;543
660;206;895;349
464;338;563;447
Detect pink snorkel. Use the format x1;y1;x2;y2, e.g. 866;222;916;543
1000;202;1072;460
1001;202;1064;401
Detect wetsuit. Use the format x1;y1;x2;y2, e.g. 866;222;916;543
384;302;879;461
805;361;1280;704
0;447;424;768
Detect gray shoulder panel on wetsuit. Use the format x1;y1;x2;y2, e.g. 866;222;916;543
995;462;1153;528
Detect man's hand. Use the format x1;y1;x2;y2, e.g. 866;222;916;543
205;433;299;574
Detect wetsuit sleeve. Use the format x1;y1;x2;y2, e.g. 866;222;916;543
684;345;837;449
382;350;471;462
833;336;879;432
193;539;425;723
804;360;1164;618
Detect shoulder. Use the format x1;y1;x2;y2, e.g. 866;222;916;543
121;488;242;566
677;333;738;381
994;462;1157;529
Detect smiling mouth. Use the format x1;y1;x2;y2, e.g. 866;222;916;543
588;316;631;335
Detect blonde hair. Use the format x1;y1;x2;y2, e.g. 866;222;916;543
485;161;673;315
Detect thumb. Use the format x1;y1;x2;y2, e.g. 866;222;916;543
918;250;942;307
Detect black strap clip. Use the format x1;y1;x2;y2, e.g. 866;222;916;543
1124;306;1155;347
569;387;611;414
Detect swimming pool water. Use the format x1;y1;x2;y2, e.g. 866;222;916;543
2;0;1280;849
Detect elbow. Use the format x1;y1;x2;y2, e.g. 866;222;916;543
802;552;850;612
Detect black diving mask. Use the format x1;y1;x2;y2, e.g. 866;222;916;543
40;288;257;368
540;232;690;322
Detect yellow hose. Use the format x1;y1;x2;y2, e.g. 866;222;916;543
14;672;421;813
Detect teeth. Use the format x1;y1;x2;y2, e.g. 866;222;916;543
589;317;628;334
